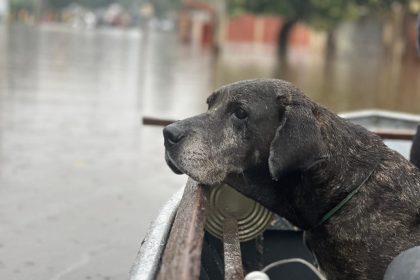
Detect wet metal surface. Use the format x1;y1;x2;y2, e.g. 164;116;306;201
206;184;273;242
130;188;183;280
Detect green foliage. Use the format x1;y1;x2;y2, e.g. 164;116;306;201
229;0;409;30
10;0;182;17
10;0;141;11
153;0;181;17
47;0;137;9
11;0;34;11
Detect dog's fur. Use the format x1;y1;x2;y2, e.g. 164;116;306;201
163;79;420;280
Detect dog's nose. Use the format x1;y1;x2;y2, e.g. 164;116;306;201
163;124;185;146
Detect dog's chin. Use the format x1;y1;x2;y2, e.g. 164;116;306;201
186;169;226;186
165;154;184;175
165;154;226;186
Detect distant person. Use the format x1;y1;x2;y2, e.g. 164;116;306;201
417;14;420;55
410;125;420;168
413;16;420;168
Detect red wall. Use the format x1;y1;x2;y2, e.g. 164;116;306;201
226;14;256;42
262;16;283;43
289;23;310;46
226;14;310;46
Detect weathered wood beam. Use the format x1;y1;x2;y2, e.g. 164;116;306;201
157;179;210;280
223;217;244;280
371;129;416;141
143;116;175;127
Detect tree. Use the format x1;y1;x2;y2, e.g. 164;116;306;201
229;0;409;56
47;0;136;9
11;0;35;11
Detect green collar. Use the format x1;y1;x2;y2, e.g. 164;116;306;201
312;162;379;230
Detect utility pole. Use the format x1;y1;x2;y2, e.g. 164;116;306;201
214;0;226;51
34;0;45;23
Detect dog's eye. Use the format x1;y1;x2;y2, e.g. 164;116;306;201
233;108;248;119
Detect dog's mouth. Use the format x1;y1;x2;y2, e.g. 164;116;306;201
165;153;184;175
165;149;227;186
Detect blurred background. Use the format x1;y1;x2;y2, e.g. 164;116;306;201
0;0;419;279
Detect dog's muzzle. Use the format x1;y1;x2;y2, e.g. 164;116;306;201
163;123;185;147
163;123;186;174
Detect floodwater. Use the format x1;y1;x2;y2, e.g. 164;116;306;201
0;23;419;280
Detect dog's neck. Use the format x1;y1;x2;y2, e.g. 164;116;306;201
226;114;384;230
286;111;384;229
225;165;303;226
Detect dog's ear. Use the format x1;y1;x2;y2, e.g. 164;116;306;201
268;102;327;179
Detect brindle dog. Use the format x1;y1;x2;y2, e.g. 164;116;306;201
163;79;420;280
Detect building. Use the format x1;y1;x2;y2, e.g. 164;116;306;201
0;0;9;22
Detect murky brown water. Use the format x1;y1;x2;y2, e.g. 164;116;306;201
0;23;419;280
142;29;420;119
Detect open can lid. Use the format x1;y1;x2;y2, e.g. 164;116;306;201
205;184;273;242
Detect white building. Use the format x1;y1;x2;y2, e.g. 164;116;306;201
0;0;9;22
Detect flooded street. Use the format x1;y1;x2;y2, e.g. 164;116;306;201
0;23;419;280
0;24;187;280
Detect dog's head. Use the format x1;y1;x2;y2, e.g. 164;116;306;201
163;79;327;186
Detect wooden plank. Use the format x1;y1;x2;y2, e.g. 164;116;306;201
372;129;416;140
143;116;175;127
223;217;244;280
157;179;210;280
